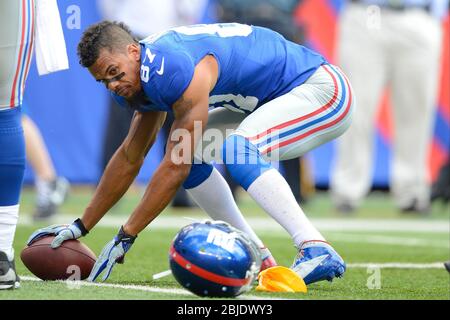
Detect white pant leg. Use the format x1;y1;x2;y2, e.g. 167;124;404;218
0;205;19;260
330;4;388;206
388;9;442;209
193;66;353;247
234;64;354;162
0;0;35;109
223;65;353;246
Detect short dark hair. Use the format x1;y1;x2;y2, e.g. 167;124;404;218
77;21;138;68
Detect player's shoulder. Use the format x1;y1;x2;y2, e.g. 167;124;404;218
139;33;195;82
139;30;182;54
139;33;193;72
139;37;195;111
251;25;288;42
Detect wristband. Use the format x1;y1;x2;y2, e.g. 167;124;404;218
74;218;89;236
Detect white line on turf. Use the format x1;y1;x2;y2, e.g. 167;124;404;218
152;269;172;280
347;262;446;269
18;215;450;233
148;261;447;285
18;262;444;300
20;275;194;296
19;215;448;249
19;276;286;300
326;234;449;248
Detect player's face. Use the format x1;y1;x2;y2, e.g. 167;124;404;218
89;44;141;99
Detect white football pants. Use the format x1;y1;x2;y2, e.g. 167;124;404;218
195;64;354;163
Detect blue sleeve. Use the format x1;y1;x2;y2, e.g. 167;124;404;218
152;50;195;108
183;162;214;189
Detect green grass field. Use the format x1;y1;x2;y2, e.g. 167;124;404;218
1;187;449;300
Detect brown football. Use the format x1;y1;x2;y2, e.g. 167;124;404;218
20;236;96;281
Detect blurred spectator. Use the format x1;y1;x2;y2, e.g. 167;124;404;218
97;0;208;207
431;159;449;204
331;0;449;214
217;0;304;43
216;0;315;203
22;112;70;221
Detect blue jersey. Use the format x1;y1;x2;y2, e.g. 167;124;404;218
114;23;327;114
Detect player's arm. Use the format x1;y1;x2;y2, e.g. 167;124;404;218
26;109;166;247
81;110;167;230
87;56;218;282
122;58;214;236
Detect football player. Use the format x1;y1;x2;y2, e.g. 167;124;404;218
29;22;354;285
0;0;68;290
0;0;35;291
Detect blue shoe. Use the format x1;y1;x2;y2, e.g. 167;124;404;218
0;250;19;290
291;241;346;285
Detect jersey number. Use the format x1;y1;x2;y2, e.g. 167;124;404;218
141;65;150;83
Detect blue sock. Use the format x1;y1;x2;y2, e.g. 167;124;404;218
183;161;214;189
0;108;25;206
222;135;273;191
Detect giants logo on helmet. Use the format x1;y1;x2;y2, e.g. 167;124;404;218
206;228;236;252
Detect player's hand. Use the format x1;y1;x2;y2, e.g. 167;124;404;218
88;226;136;282
27;218;89;248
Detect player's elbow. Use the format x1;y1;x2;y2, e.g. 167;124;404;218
120;145;145;168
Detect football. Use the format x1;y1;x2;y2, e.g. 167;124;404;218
20;236;96;281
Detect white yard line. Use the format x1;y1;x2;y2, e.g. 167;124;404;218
19;262;445;299
153;269;173;280
326;234;449;248
18;214;450;233
347;262;446;269
19;215;448;248
19;276;285;300
20;275;193;295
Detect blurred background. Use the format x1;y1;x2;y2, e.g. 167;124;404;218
20;0;449;219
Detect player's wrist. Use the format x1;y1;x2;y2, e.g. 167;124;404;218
121;224;138;238
74;218;89;236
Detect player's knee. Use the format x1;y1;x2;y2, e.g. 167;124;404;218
222;134;272;190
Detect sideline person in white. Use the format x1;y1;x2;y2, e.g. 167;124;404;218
331;0;448;213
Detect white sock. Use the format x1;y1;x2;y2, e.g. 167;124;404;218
0;205;19;261
247;169;325;247
187;167;265;248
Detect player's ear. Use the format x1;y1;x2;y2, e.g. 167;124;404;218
127;43;140;61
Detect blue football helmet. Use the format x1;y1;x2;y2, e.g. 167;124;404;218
169;220;261;297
